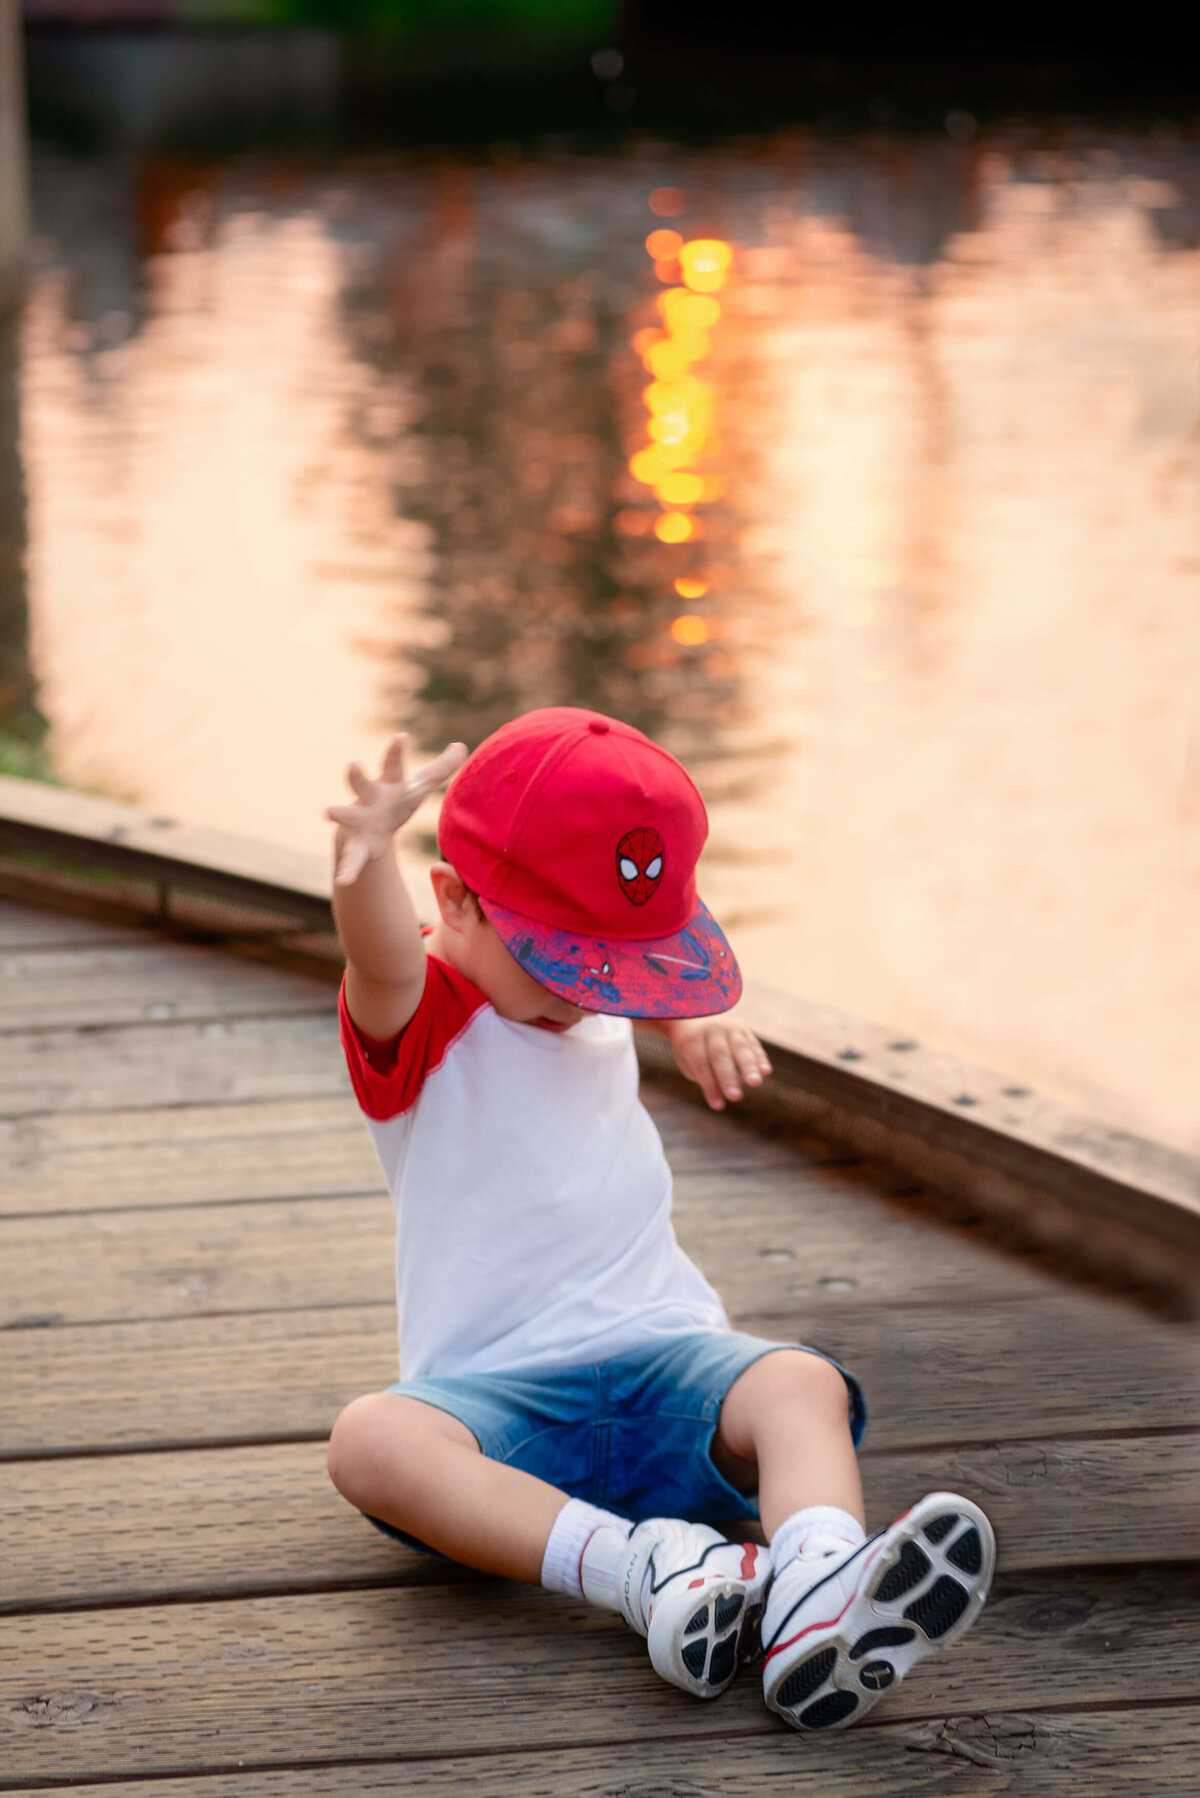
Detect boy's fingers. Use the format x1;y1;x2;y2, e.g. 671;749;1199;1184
708;1034;743;1102
417;740;468;789
380;734;409;784
734;1030;770;1086
346;762;374;802
699;1069;726;1110
672;1040;720;1109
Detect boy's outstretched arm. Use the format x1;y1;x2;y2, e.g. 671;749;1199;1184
641;1014;773;1111
326;733;466;1042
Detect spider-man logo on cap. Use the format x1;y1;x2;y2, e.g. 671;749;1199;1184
616;827;665;906
437;708;741;1019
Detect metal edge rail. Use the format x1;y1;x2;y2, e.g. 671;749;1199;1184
1;773;1196;1305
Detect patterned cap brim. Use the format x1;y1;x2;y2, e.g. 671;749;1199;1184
477;894;742;1019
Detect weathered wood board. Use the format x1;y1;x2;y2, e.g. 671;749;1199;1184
0;939;331;1030
0;896;137;950
3;1294;1194;1455
2;1566;1197;1786
6;1430;1200;1614
0;1174;1065;1327
0;1087;823;1216
22;1709;1200;1798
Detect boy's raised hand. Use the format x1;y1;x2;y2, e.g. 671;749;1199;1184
326;733;467;888
665;1015;773;1111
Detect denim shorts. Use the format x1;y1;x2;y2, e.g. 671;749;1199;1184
365;1329;867;1553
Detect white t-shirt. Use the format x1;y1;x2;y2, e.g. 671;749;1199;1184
339;951;729;1379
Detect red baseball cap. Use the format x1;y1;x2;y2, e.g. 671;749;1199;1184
438;707;741;1018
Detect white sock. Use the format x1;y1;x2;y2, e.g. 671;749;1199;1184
583;1520;638;1614
540;1498;630;1604
771;1505;866;1571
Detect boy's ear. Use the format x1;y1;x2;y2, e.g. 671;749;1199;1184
429;863;475;932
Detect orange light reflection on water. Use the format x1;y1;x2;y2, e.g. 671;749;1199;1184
648;186;687;218
645;229;683;260
628;227;732;584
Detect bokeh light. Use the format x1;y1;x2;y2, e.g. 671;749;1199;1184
648;187;687;217
674;576;709;599
657;471;705;505
628;229;733;544
658;290;721;331
644;338;698;381
670;614;710;645
679;239;733;294
646;229;684;260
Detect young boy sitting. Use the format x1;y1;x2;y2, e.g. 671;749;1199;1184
325;706;995;1731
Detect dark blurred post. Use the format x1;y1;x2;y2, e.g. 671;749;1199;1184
0;6;32;771
0;1;26;306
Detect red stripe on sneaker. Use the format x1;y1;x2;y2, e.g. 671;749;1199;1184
740;1543;759;1581
762;1537;886;1667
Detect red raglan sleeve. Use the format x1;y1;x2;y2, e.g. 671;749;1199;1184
338;953;489;1123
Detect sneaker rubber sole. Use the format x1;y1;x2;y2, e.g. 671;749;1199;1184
763;1493;995;1732
648;1574;766;1700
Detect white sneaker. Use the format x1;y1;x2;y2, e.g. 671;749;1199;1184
616;1518;771;1700
762;1492;996;1732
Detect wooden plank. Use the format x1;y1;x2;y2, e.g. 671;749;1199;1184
647;1081;849;1175
0;1306;393;1453
799;1300;1200;1451
0;1096;382;1215
6;1430;1200;1614
0;771;332;925
0;1166;1060;1328
682;1163;1060;1317
0;1442;414;1612
0;941;332;1032
862;1430;1200;1567
1;1566;1197;1785
0;1013;349;1116
0;1017;797;1123
1;1298;1195;1458
30;1706;1200;1798
738;976;1200;1224
0;896;136;950
0;1086;826;1218
0;1195;396;1327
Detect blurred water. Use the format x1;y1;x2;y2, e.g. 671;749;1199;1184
11;132;1200;1148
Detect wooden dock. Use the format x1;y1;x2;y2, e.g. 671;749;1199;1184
1;794;1198;1796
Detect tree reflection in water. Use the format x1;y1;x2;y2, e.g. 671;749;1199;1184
0;313;41;779
336;155;740;778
